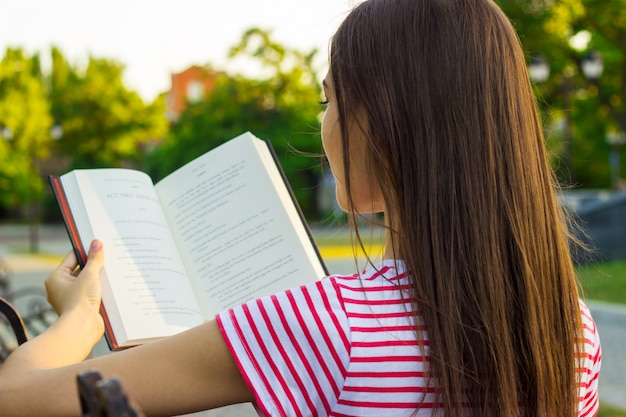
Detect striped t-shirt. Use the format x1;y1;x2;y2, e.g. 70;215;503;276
216;260;602;417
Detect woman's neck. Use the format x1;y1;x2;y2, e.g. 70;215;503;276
382;212;396;260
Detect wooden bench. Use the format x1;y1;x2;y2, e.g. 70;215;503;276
0;296;28;362
0;256;57;362
77;369;144;417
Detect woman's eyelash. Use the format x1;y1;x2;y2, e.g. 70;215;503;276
319;99;329;105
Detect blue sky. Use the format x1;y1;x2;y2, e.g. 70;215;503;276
0;0;357;101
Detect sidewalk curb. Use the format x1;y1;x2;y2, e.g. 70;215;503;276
586;300;626;315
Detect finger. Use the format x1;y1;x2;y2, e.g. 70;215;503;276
45;250;80;304
58;250;79;272
80;240;105;276
78;240;105;312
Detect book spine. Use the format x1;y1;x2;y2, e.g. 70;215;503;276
48;175;121;351
48;176;88;267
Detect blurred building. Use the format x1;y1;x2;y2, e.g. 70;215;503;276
166;66;219;122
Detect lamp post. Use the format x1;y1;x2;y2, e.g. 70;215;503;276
577;52;625;190
528;54;550;84
528;54;575;182
577;51;626;191
606;132;626;190
528;50;605;185
580;51;604;81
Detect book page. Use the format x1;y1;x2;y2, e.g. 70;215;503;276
155;132;326;318
65;169;204;345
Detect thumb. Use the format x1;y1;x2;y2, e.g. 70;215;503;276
82;239;104;275
77;239;105;311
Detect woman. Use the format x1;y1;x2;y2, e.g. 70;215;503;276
0;0;601;416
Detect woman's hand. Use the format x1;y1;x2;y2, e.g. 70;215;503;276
45;239;105;334
45;240;104;355
0;239;107;388
42;239;106;360
1;239;253;416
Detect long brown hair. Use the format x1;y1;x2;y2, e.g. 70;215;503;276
330;0;583;415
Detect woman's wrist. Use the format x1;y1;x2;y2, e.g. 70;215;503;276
32;301;104;367
0;302;103;379
57;301;105;352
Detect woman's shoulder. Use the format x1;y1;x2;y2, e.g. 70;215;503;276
323;259;410;295
320;259;414;315
577;299;601;353
325;259;408;285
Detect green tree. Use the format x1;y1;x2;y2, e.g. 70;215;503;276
497;0;626;188
148;28;325;219
49;47;168;170
0;48;53;210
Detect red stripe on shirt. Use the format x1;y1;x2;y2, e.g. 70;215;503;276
270;293;330;414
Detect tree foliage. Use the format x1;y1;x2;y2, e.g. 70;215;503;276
49;47;168;169
147;28;325;218
0;48;52;208
497;0;626;188
0;46;168;219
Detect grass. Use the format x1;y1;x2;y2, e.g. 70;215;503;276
577;259;626;305
598;403;626;417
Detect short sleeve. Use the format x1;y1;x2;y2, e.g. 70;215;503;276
216;277;351;417
578;301;602;417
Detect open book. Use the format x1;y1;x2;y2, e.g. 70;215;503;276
49;132;327;350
